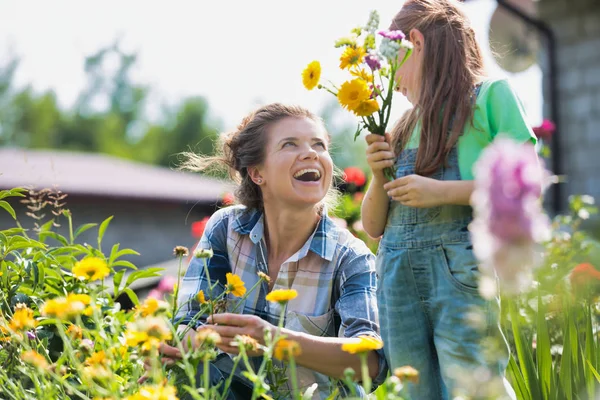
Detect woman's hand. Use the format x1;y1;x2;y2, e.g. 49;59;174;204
365;134;395;181
200;313;275;356
383;174;445;208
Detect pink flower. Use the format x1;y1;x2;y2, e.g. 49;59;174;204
378;29;406;41
157;276;176;293
222;192;235;205
147;289;163;300
365;53;381;71
471;137;551;297
532;119;555;141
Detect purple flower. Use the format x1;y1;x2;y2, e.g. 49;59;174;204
365;53;381;71
378;29;406;41
369;84;382;99
26;331;36;340
470;137;551;297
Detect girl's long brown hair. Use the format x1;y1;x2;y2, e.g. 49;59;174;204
390;0;486;176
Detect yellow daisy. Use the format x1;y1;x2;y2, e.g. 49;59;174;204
353;99;380;117
339;46;366;69
393;366;420;384
350;68;373;83
337;79;371;112
124;384;178;400
67;324;83;340
265;289;298;304
72;257;110;281
341;335;383;354
196;290;207;304
137;297;168;317
21;350;49;369
302;61;321;91
8;306;36;332
274;339;302;361
85;350;109;366
225;273;246;297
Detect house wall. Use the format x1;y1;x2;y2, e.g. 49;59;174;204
1;195;216;268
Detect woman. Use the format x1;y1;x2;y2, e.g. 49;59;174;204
160;103;386;399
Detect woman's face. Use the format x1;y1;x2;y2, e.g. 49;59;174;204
254;117;333;209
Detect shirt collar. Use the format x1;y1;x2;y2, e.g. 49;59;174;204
231;207;339;261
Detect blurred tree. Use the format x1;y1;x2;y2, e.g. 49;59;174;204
319;98;369;173
0;42;220;168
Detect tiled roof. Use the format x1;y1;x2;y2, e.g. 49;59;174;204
0;147;233;203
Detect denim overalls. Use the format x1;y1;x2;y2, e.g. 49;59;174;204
376;92;508;399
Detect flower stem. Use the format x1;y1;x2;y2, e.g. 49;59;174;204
359;353;371;394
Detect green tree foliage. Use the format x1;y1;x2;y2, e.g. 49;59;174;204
0;42;219;167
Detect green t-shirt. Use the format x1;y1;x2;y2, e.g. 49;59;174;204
405;78;538;180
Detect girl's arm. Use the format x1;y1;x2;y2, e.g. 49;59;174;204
361;177;390;238
361;133;394;238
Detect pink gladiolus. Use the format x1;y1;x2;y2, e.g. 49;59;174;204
470;137;551;298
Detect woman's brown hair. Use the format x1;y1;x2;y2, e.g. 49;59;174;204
390;0;486;176
180;103;338;211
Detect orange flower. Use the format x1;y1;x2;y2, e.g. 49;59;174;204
570;263;600;289
274;339;301;360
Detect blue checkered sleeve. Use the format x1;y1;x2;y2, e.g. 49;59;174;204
175;209;231;328
335;245;389;385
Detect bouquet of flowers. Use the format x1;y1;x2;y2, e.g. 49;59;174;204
301;11;413;180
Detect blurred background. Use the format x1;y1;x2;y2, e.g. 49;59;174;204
0;0;598;299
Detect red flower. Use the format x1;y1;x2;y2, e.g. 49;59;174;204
532;119;556;141
570;263;600;289
222;192;235;205
343;167;367;187
191;216;210;238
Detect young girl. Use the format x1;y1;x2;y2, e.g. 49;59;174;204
361;0;538;398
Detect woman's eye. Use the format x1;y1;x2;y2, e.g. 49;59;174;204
314;142;326;149
283;141;296;148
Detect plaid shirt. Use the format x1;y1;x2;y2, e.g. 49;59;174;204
176;205;387;398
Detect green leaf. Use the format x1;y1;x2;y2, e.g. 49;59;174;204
98;215;114;250
0;200;16;219
507;354;532;400
73;223;97;240
112;260;138;270
124;267;164;288
38;231;69;246
509;302;540;399
536;294;552;397
121;287;139;306
113;269;126;296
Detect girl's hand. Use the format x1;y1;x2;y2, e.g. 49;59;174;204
365;134;395;181
200;313;275;356
383;174;445;208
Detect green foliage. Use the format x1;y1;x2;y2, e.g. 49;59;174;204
0;43;219;168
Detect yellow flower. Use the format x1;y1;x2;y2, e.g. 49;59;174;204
353;99;380;117
302;61;321;91
232;334;259;352
339;46;366;69
124;384;179;400
195;328;222;348
274;339;302;361
393;366;420;384
67;324;83;340
196;290;207;304
21;350;49;369
125;330;149;347
225;273;246;297
257;272;271;283
42;293;92;319
337;79;371;112
9;306;36;332
265;289;298;304
341;335;383;354
82;365;112;382
137;297;168;317
72;257;110;281
140;337;161;354
85;350;109;366
350;68;373;83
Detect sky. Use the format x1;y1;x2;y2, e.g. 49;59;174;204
0;0;543;133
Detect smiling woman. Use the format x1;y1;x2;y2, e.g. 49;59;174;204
172;103;387;399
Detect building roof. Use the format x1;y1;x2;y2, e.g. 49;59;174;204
0;147;233;203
